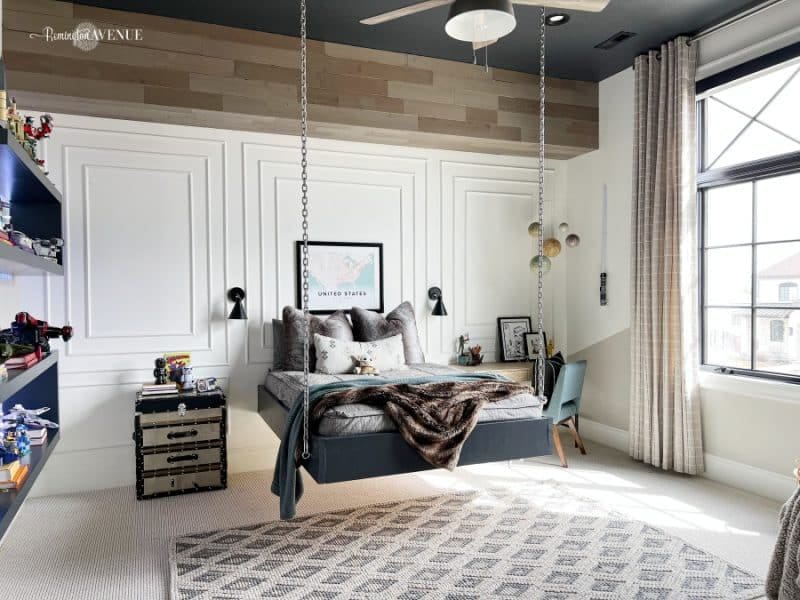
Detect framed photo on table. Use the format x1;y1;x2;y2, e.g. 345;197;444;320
497;316;532;362
524;331;548;361
295;241;384;314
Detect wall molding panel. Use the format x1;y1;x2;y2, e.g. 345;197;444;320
23;113;566;496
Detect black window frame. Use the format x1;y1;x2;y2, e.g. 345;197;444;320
697;43;800;385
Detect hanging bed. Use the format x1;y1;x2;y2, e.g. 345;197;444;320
258;366;552;485
265;0;559;521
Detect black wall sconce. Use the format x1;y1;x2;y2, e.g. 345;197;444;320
428;287;448;317
227;287;247;320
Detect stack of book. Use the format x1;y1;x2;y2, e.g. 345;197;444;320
140;383;178;397
0;461;29;491
4;352;39;370
27;428;47;447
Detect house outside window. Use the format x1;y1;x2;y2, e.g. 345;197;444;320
698;55;800;382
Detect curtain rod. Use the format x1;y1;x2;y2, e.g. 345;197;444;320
691;0;788;43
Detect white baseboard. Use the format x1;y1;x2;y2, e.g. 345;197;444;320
703;453;796;504
580;418;795;503
579;418;629;453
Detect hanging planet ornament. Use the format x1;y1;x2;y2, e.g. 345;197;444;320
529;256;552;273
543;238;561;258
565;233;581;248
527;222;541;237
558;222;569;234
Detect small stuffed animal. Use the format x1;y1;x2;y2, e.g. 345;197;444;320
352;355;379;376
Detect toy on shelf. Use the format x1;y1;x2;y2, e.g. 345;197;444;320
32;237;63;262
0;312;74;360
0;198;10;243
3;404;59;430
179;366;195;391
0;196;63;261
13;422;30;457
196;377;218;393
153;357;168;385
164;352;196;391
0;405;59;462
23;114;54;141
9;230;33;253
7;101;54;173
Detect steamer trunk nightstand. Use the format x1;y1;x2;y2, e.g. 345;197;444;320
133;390;227;500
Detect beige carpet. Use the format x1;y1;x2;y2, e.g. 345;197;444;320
0;438;782;600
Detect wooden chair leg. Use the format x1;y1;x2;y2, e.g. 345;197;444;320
566;417;587;455
574;414;580;448
552;424;568;468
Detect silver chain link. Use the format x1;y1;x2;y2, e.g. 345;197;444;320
536;7;546;402
300;0;311;461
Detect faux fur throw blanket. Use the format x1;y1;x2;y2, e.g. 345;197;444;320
313;379;532;471
271;374;532;520
767;486;800;600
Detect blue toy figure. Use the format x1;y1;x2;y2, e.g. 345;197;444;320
14;421;30;457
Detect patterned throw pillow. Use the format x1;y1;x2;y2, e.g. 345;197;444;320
314;333;406;375
280;307;354;371
350;301;425;364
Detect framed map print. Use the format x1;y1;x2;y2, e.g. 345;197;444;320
295;241;384;314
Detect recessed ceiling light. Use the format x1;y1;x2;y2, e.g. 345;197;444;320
545;13;570;26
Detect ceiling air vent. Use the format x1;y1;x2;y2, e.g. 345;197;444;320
595;31;637;50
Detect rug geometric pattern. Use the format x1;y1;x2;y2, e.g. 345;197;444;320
171;482;764;600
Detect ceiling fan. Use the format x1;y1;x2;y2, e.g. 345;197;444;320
361;0;610;50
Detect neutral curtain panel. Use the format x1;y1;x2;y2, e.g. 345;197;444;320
629;37;704;475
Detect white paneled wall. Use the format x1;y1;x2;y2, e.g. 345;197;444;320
14;114;567;496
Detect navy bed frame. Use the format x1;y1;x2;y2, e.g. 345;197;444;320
258;385;553;484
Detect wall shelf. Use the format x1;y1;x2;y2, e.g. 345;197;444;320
0;243;62;276
0;432;60;539
0;352;59;404
0;352;60;540
0;127;62;206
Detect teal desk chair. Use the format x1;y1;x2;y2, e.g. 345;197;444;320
541;360;588;468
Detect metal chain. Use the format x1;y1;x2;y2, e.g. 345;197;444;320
300;0;311;461
536;7;546;402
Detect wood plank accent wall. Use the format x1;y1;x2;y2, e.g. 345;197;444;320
2;0;599;158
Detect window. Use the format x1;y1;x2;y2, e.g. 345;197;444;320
779;282;799;302
770;320;785;343
699;54;800;383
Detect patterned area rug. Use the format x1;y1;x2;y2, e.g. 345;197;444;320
170;482;764;599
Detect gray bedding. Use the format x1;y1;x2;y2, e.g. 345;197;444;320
265;364;542;436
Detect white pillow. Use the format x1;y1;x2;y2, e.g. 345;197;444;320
314;333;406;375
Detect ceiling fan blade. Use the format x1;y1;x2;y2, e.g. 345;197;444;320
512;0;610;12
360;0;454;25
472;39;497;51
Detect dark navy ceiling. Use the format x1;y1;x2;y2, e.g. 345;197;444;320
71;0;759;81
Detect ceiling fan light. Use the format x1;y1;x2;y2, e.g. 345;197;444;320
445;0;516;43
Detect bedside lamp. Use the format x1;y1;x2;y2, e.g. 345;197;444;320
227;287;247;320
428;287;448;317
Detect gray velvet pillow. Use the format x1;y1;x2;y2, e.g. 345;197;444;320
350;301;425;364
272;319;287;370
281;306;354;371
